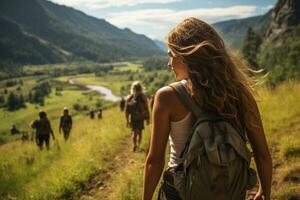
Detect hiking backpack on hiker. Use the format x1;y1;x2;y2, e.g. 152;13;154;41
31;118;52;136
126;93;147;121
60;115;72;131
167;81;257;200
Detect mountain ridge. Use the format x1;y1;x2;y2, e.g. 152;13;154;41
212;11;272;49
0;0;162;66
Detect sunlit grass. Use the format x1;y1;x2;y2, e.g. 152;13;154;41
0;107;129;200
257;81;300;145
0;79;299;200
0;88;105;144
107;81;300;200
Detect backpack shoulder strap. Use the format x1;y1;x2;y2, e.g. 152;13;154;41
128;94;134;100
169;80;211;119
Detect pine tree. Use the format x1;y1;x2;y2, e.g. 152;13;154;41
19;94;25;108
0;95;4;105
7;92;19;111
28;91;33;103
242;27;262;68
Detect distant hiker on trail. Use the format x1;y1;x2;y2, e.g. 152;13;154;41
120;97;125;111
30;111;55;150
125;81;150;152
90;110;95;119
21;131;29;142
98;108;103;119
59;107;72;141
143;18;272;200
149;94;155;111
10;124;20;135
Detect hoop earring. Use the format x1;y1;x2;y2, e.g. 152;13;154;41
167;64;174;71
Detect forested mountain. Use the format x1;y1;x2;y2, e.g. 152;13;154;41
258;0;300;84
0;0;162;66
214;0;300;85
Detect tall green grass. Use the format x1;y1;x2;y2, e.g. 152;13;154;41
0;107;130;200
105;81;300;200
1;81;299;200
0;87;107;144
106;126;151;200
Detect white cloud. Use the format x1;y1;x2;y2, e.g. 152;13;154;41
50;0;181;9
267;5;274;10
104;5;261;39
260;4;274;13
107;5;259;29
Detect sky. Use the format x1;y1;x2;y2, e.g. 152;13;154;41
49;0;277;40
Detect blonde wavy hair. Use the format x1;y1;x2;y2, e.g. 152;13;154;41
130;81;144;95
167;17;260;133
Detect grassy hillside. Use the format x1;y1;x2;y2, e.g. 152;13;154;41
0;81;299;199
98;81;300;200
0;61;299;199
0;74;114;144
0;107;132;200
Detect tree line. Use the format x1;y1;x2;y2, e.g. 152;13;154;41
241;26;300;86
0;81;52;111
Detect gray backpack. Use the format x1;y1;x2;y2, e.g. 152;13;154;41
169;81;257;200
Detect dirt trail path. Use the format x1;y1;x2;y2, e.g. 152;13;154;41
70;120;300;200
70;136;143;200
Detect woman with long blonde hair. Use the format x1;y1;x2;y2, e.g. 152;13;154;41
143;18;272;200
125;81;150;152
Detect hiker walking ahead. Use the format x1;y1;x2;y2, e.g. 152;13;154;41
10;124;20;135
143;18;272;200
90;110;95;119
125;81;150;152
30;111;55;150
120;97;125;111
59;107;72;141
98;108;103;119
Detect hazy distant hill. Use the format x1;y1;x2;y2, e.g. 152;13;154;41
0;0;162;66
213;12;272;49
154;40;167;52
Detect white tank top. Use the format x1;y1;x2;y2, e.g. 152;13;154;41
168;112;193;168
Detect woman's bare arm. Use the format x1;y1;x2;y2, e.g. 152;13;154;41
246;98;272;200
143;95;150;124
143;87;172;200
124;97;130;126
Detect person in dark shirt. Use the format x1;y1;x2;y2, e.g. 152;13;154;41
10;124;20;135
30;111;55;150
120;97;125;111
90;110;95;119
98;108;103;119
59;107;73;141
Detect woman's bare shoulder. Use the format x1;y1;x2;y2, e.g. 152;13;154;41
154;86;177;106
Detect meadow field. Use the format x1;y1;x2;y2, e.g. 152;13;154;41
0;61;299;200
0;80;112;144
